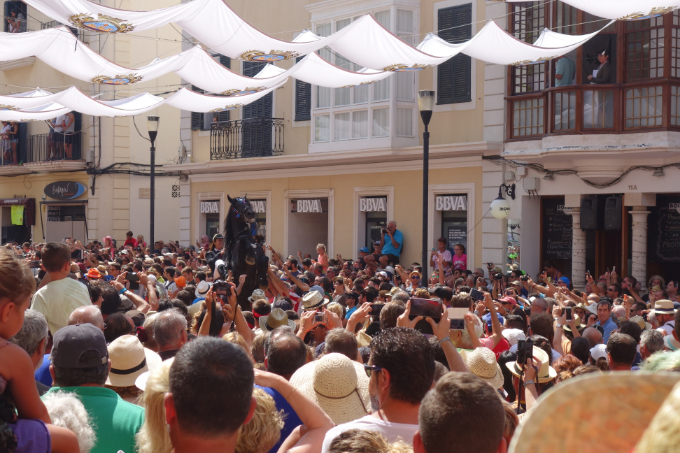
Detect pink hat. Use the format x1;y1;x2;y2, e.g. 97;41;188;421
500;296;517;306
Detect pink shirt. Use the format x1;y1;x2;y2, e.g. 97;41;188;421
452;253;467;270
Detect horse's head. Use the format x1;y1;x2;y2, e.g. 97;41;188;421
227;195;256;224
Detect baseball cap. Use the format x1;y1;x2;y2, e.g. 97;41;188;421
51;324;108;369
590;344;607;361
482;312;505;327
559;276;571;286
359;247;369;253
499;296;517;306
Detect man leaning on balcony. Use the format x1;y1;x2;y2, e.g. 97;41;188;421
554;55;575;87
588;50;611;84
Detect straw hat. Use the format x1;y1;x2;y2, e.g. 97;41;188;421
195;280;212;298
105;335;162;387
465;347;504;390
505;346;556;383
259;308;296;332
563;315;585;332
508;372;680;453
356;330;372;348
301;290;327;311
635;379;680;452
97;265;108;275
289;353;370;424
629;315;652;331
652;299;677;315
665;334;680;351
248;289;267;303
584;303;598;315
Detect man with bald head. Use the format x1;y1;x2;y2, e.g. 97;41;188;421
68;305;105;331
582;326;603;347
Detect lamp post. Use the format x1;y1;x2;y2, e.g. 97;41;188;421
147;116;159;251
418;90;435;273
490;183;515;220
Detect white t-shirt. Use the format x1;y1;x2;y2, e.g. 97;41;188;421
657;321;675;336
321;415;418;453
31;277;92;334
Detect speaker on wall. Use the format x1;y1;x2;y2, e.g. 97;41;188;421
580;197;602;230
604;196;622;230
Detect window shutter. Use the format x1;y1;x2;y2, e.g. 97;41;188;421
242;62;273;157
217;110;230;122
190;85;205;130
219;54;231;68
17;122;28;163
73;112;82;159
437;4;472;105
294;57;311;121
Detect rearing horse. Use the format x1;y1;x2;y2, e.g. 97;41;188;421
224;195;269;310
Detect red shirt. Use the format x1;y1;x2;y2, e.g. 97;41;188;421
479;337;510;360
123;238;138;248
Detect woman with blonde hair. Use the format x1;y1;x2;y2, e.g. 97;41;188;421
235;388;284;453
316;243;329;272
135;359;174;453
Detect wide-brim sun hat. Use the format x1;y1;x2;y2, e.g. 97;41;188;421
195;280;212;298
505;346;557;384
635;379;680;452
651;299;677;315
248;288;267;303
259;308;296;332
508;372;680;453
106;335;162;387
465;347;504;390
289;353;370;425
629;315;652;331
665;334;680;351
563;315;585;332
301;290;328;311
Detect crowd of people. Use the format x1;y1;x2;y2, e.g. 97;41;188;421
1;226;680;453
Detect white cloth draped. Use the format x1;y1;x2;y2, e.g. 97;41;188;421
0;82;284;120
418;20;613;66
506;0;680;21
0;27;391;92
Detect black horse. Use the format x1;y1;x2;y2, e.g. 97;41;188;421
224;195;269;310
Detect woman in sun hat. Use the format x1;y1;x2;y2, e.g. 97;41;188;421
105;335;162;404
289;353;370;425
259;308;296;332
465;347;505;391
505;346;556;415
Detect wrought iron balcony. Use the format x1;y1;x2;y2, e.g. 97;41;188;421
210;117;284;160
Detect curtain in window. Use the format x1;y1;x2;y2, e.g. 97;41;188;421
315;115;330;142
372;108;389;137
334;112;351;140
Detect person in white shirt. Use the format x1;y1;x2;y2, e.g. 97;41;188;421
321;328;435;452
49;116;65;160
31;242;91;335
652;299;677;336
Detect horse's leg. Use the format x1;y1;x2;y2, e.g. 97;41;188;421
257;250;269;289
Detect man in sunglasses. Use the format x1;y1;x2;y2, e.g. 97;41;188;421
321;328;434;452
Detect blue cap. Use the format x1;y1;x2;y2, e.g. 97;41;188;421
559;276;571;286
359;247;369;253
482;312;505;327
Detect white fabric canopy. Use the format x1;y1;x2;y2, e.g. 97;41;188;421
506;0;680;21
0;81;285;121
418;20;612;66
0;27;391;92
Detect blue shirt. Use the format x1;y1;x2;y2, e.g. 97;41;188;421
345;305;358;320
382;229;404;257
597;318;617;343
256;385;302;453
34;354;52;387
192;297;205;305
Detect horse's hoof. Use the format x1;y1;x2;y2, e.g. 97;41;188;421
245;257;256;265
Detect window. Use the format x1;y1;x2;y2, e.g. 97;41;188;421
510;2;545;95
555;1;578;35
625;17;664;81
191;53;232;131
315;115;330;142
311;8;416;145
372;108;389;137
4;1;26;33
437;5;472;104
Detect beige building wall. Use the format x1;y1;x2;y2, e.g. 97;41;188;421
188;164;483;268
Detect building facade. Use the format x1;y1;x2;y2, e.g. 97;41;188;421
168;0;499;273
0;0;181;246
484;1;680;290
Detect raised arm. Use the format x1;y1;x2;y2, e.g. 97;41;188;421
286;268;310;291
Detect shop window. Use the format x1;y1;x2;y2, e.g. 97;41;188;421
206;214;220;238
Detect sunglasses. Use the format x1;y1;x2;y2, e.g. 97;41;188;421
411;276;420;280
364;364;383;378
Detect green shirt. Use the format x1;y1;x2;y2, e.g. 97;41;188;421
43;386;144;453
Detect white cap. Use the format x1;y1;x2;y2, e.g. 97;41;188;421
501;328;526;346
590;344;607;361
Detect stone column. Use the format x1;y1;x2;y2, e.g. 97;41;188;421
629;207;651;291
570;208;586;290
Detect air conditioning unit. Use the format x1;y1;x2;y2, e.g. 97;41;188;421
86;149;95;163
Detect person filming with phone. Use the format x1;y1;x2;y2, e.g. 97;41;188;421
362;221;403;269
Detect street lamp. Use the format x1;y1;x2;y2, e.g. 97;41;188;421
147;116;159;252
418;90;435;272
490;183;515;220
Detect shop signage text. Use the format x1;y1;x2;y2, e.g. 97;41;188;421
296;199;322;213
200;201;220;214
360;198;386;212
670;203;680;214
251;200;266;214
435;196;467;211
557;205;573;215
44;181;86;200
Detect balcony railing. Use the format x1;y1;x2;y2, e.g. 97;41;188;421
13;132;83;165
507;80;680;141
210;118;284;160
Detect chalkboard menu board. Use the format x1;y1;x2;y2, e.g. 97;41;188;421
542;198;573;260
47;206;61;222
648;195;680;262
